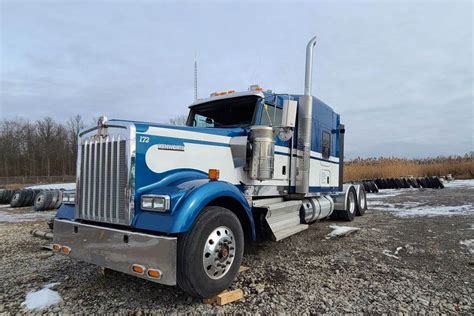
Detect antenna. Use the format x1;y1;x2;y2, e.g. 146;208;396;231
194;53;198;100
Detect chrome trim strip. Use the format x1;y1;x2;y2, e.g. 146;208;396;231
87;139;92;219
79;124;127;137
110;136;114;223
93;140;97;219
81;141;87;218
127;124;136;224
98;137;103;221
116;135;121;224
103;137;108;222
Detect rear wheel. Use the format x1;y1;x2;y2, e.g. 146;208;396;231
177;206;244;298
333;187;357;221
356;187;367;216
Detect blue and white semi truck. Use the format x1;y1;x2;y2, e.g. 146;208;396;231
53;37;367;298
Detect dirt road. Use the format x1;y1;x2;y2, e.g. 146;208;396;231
0;181;472;314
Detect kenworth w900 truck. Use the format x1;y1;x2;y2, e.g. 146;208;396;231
53;37;367;298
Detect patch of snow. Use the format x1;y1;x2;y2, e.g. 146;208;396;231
25;183;75;190
366;189;409;199
394;246;403;255
444;179;474;188
372;203;474;218
0;211;54;223
460;239;474;254
366;180;474;217
382;249;400;259
21;284;62;311
326;225;360;239
44;282;61;289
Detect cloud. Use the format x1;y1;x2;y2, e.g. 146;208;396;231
0;0;472;158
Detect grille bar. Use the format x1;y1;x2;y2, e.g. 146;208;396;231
116;136;121;223
78;136;129;225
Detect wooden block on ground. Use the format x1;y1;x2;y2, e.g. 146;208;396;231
202;289;244;305
238;265;250;273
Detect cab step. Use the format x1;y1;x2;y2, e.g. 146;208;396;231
254;199;307;241
273;224;308;241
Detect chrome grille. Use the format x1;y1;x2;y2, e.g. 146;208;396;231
77;136;130;225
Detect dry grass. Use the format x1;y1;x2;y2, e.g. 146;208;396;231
344;154;474;182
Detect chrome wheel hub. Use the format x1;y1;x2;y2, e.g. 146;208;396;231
202;226;236;280
348;192;356;214
360;190;366;209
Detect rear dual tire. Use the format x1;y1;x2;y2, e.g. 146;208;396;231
177;206;244;298
332;187;357;221
356;186;367;216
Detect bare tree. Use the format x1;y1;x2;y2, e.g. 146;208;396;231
67;115;85;174
0;115;86;177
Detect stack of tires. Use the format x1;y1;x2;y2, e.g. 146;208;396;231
33;189;63;212
358;180;379;193
10;189;43;208
355;176;444;191
416;177;444;189
0;189;16;204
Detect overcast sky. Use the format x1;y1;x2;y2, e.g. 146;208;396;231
1;0;472;158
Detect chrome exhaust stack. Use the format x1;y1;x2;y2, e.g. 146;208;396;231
296;36;317;194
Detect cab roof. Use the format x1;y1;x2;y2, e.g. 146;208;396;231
188;91;265;108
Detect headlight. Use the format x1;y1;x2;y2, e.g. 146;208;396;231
62;192;76;203
140;195;170;212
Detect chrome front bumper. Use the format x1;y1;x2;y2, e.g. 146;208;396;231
53;219;177;285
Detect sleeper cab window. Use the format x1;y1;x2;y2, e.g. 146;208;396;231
322;131;331;159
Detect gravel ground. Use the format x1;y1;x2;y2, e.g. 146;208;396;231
0;182;473;314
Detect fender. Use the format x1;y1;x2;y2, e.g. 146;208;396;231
56;203;75;220
169;180;255;239
133;173;256;240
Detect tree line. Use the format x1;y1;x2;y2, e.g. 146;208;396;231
0;116;85;177
0;115;186;178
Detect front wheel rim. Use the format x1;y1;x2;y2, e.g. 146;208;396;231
202;226;236;280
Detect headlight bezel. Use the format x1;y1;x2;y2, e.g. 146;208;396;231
62;192;76;204
140;195;170;212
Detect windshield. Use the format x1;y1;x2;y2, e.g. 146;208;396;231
187;95;259;128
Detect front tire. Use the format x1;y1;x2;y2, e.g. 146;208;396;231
177;206;244;298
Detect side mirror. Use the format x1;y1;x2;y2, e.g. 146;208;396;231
281;100;297;128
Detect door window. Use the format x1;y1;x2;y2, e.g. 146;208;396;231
322;131;331;159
